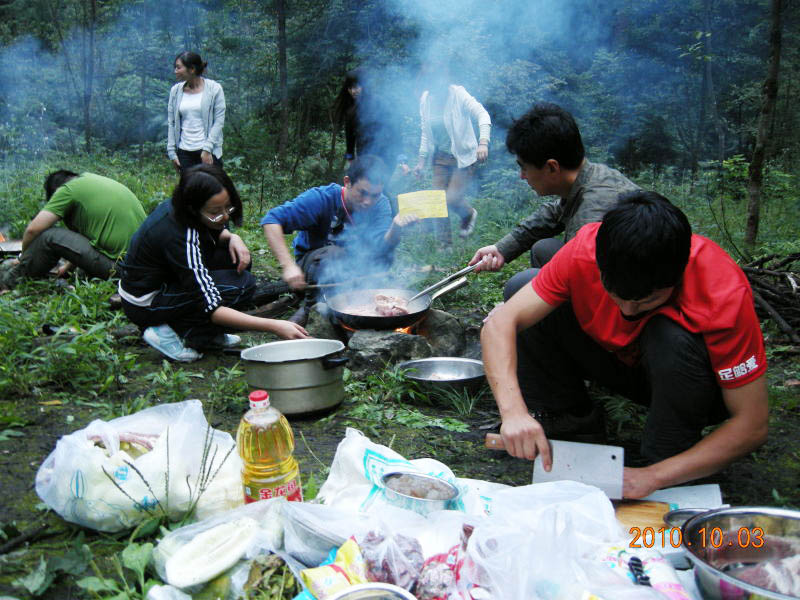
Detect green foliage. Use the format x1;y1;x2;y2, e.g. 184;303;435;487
13;536;92;597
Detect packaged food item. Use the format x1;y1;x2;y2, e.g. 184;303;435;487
300;538;369;599
237;390;302;503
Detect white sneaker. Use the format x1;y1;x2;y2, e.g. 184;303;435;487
214;333;241;348
459;208;478;238
143;325;202;362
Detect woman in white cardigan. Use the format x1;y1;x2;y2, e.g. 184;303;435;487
167;51;226;173
414;64;491;242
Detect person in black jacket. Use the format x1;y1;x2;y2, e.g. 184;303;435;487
118;165;308;362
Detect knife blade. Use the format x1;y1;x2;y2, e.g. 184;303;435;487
485;433;624;498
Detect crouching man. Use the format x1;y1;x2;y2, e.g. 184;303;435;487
0;170;146;289
262;155;418;325
481;190;768;498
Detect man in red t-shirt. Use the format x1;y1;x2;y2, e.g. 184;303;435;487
481;191;768;498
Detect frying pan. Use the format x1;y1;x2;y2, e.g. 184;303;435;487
324;278;467;330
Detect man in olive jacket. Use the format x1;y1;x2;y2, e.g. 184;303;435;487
469;103;638;299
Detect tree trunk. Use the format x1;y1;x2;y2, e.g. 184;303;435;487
276;0;289;162
703;0;725;167
745;0;783;249
82;0;97;153
138;1;149;165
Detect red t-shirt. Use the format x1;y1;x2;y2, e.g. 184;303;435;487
532;223;767;389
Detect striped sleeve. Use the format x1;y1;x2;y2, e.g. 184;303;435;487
185;228;222;313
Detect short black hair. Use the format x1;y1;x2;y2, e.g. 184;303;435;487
505;103;584;169
596;190;692;300
346;155;388;187
44;170;79;200
171;164;242;228
175;51;207;76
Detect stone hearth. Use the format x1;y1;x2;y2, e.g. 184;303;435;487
304;303;467;378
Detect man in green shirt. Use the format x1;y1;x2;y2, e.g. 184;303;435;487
0;171;146;289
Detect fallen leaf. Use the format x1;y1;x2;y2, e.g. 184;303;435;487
784;379;800;387
39;400;63;406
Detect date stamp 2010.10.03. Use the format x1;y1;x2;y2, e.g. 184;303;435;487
629;526;765;549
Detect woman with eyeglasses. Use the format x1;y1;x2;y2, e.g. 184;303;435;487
118;164;308;362
167;51;225;173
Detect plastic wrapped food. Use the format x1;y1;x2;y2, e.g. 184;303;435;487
358;531;424;590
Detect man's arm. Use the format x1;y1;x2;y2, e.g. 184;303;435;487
623;375;769;498
481;283;558;466
494;201;565;264
263;223;305;289
22;210;61;251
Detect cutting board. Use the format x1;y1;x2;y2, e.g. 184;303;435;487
613;499;672;532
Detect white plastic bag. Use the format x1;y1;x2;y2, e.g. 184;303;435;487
317;427;509;516
35;400;243;531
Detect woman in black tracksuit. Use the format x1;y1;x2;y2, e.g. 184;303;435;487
118;164;307;362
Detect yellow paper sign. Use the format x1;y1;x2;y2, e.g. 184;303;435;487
397;190;448;219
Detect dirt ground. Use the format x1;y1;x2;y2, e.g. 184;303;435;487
0;318;798;597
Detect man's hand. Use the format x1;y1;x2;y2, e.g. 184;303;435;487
200;150;214;165
469;245;505;272
392;213;420;228
622;466;660;499
282;263;306;290
226;234;251;274
172;158;182;173
500;412;552;467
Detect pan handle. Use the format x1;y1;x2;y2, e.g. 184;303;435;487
321;355;349;370
408;263;478;303
430;276;468;301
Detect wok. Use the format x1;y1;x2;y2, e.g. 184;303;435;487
324;278;467;330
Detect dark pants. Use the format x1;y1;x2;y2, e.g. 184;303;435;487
20;228;116;279
517;305;728;462
122;248;255;349
503;238;564;301
176;149;223;171
297;245;389;306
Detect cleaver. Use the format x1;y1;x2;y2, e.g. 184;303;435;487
485;433;624;499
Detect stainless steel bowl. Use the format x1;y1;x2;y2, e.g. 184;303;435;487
381;471;459;516
328;583;417;600
681;506;800;599
397;357;486;395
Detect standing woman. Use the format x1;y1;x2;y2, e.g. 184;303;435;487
414;60;491;242
334;68;364;169
118;165;307;363
167;51;225;172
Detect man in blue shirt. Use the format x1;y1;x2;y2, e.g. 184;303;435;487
262;155;418;324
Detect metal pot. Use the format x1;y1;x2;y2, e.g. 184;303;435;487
240;339;348;415
681;506;800;599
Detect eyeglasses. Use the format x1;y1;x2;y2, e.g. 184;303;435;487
201;206;236;223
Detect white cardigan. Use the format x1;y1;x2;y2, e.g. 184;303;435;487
418;85;491;169
167;78;226;160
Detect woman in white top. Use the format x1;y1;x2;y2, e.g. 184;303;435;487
414;60;491;243
167;51;226;173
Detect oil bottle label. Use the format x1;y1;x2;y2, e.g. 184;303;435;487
243;477;302;504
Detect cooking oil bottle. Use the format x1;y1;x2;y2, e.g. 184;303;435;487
236;390;302;503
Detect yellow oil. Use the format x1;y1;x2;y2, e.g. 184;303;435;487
236;400;302;503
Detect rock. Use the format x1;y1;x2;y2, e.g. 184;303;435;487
417;309;466;356
305;303;344;341
346;330;432;377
